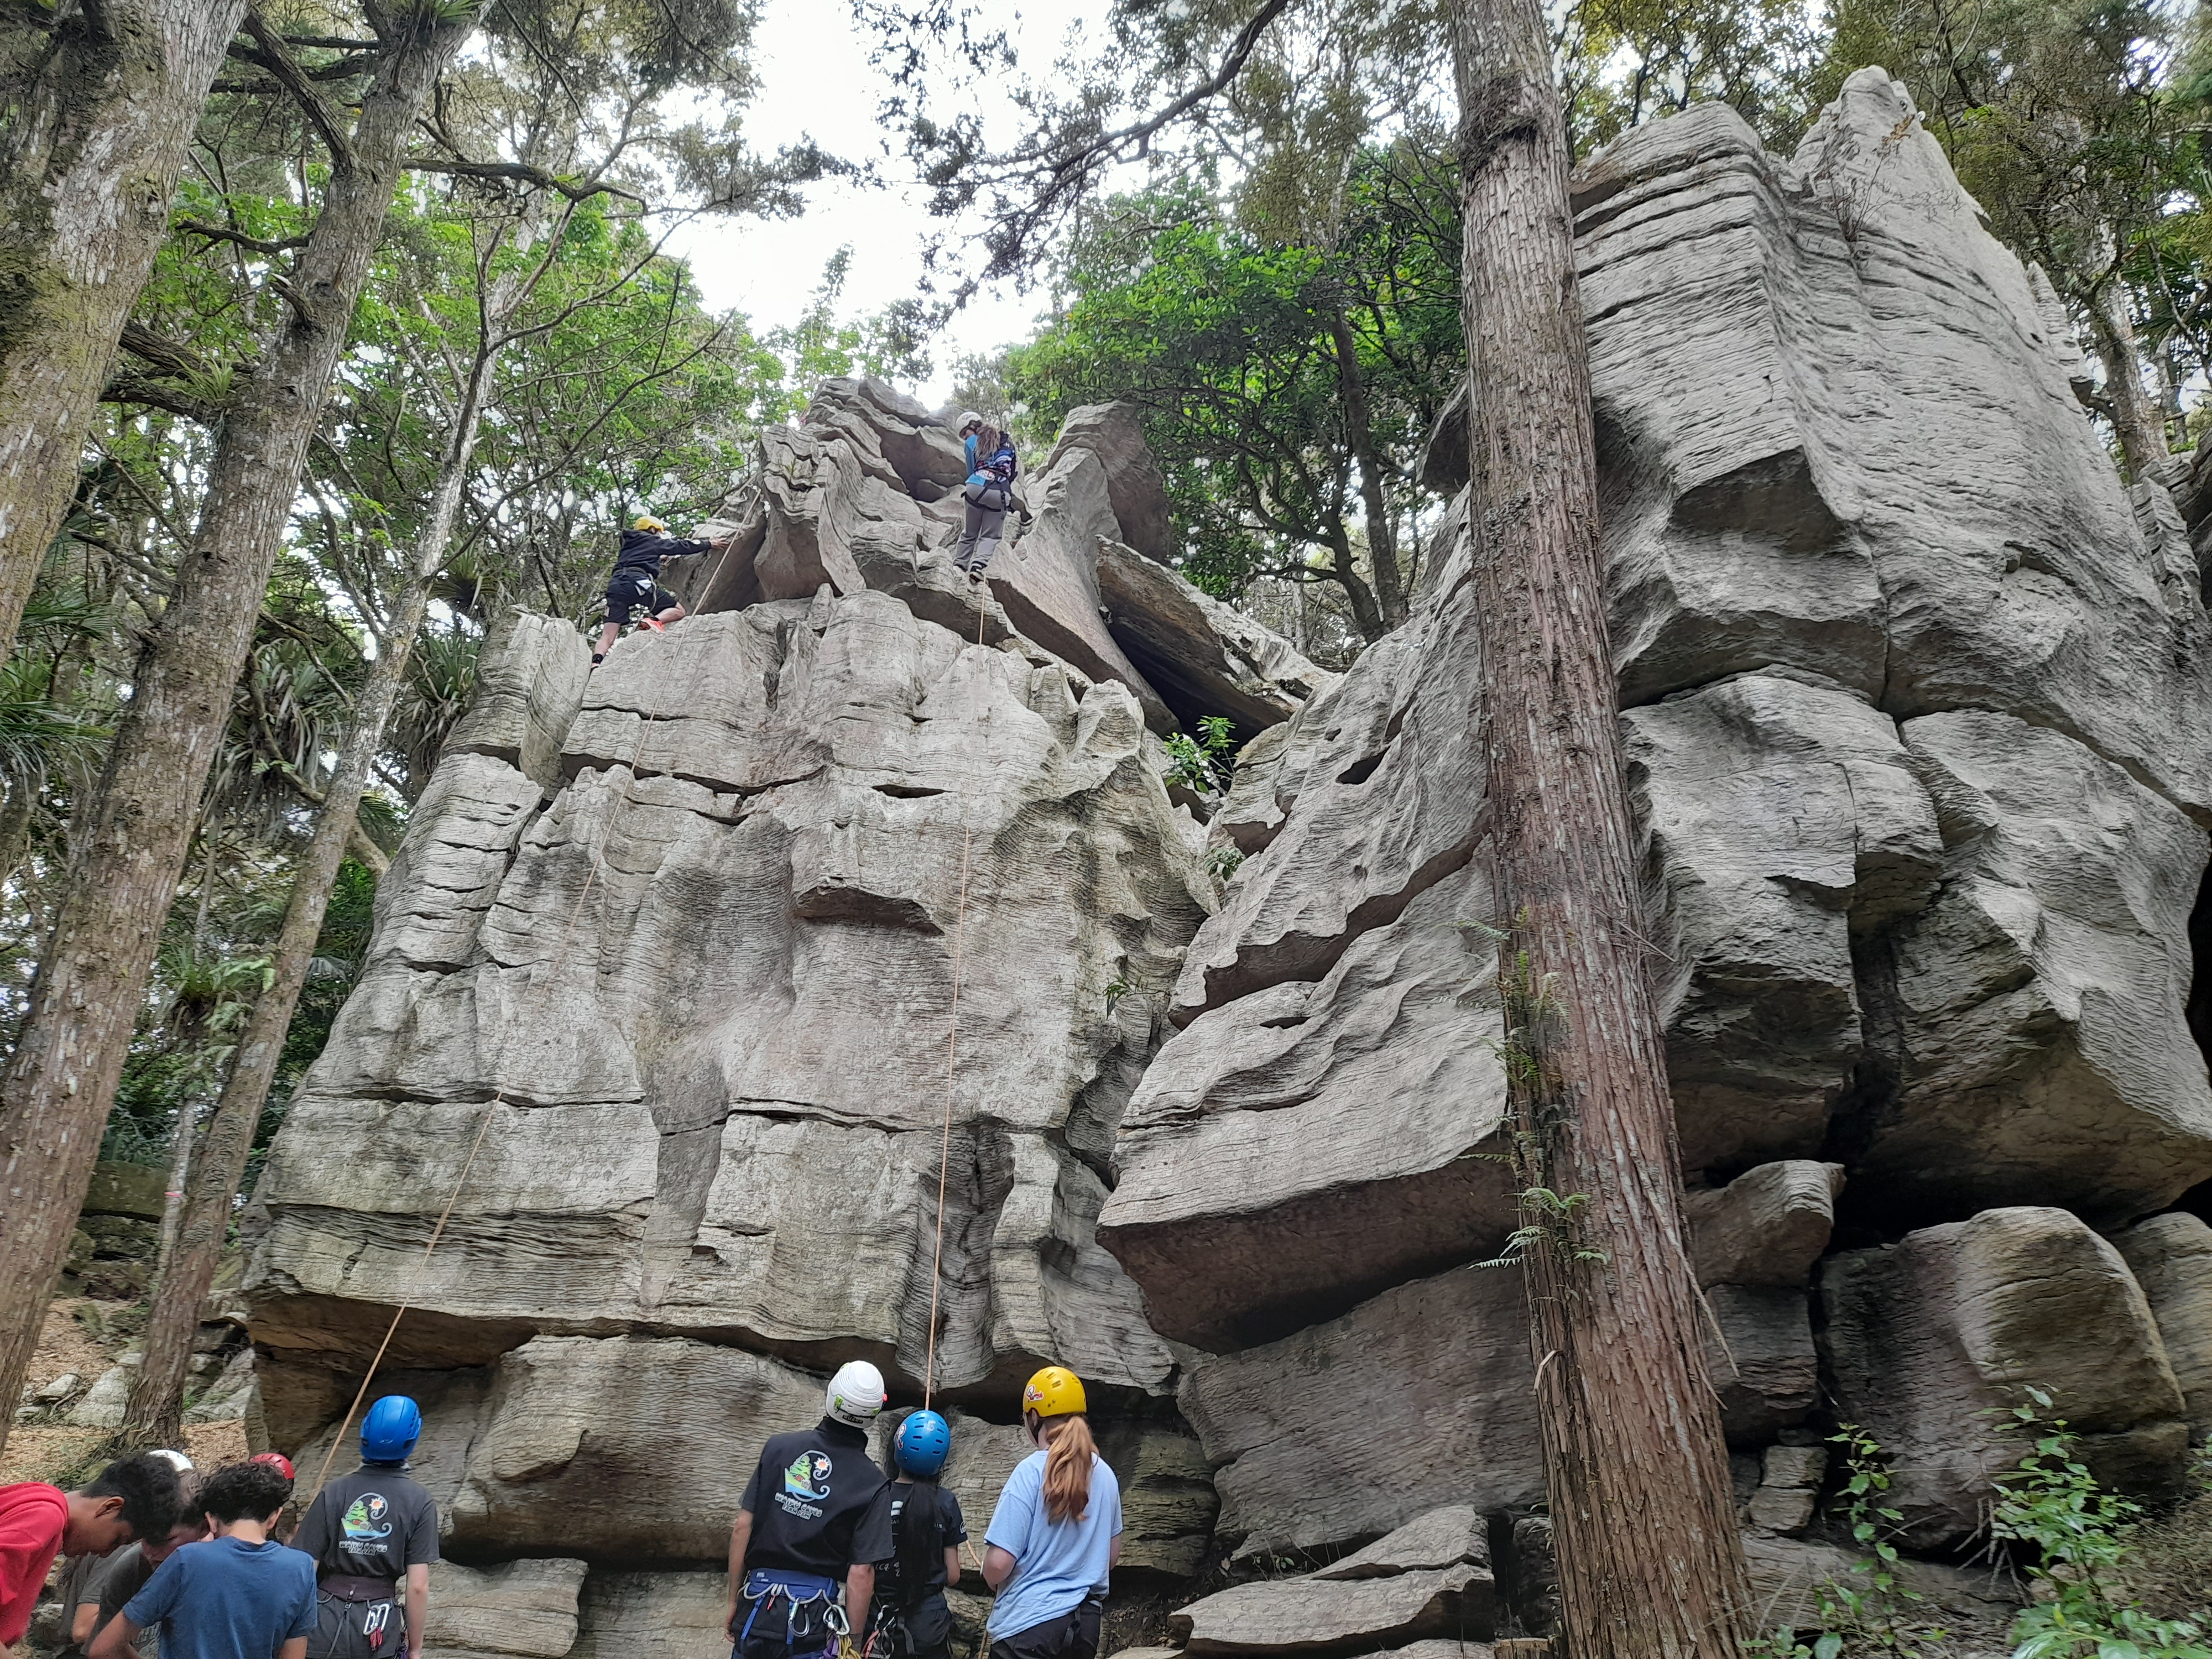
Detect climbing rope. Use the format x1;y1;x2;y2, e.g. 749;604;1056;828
920;588;992;1409
303;548;740;1514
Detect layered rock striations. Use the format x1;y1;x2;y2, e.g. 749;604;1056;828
1099;64;2212;1632
241;66;2212;1659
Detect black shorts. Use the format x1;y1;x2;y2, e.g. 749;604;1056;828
605;569;676;625
987;1600;1099;1659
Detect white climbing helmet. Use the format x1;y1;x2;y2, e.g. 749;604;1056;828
826;1359;886;1427
149;1449;193;1473
956;410;983;435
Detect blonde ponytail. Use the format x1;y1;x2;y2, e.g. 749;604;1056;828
1040;1413;1096;1524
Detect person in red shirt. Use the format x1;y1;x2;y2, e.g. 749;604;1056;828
0;1455;182;1654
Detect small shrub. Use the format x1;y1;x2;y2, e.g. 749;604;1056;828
1990;1391;2209;1659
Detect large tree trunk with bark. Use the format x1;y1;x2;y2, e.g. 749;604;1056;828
2090;290;2174;487
119;333;507;1448
0;0;248;662
0;6;476;1458
1326;306;1407;630
1447;1;1754;1653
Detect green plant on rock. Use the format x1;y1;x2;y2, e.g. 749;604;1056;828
1165;714;1238;796
1204;846;1244;881
1743;1425;1947;1659
1991;1390;2210;1659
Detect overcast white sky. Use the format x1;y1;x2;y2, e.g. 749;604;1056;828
667;0;1117;405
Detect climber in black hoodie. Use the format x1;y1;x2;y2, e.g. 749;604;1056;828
593;514;728;665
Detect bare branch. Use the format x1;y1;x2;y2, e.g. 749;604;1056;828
239;7;359;173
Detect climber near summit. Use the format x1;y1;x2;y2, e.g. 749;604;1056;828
980;1368;1120;1659
592;514;730;666
862;1410;966;1659
290;1397;439;1659
727;1360;893;1659
953;414;1020;583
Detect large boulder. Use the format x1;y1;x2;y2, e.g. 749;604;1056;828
1624;672;1939;1172
1178;1264;1545;1556
1848;712;2212;1224
1819;1206;2189;1547
1169;1505;1498;1656
1100;865;1516;1350
1684;1162;1843;1288
2114;1212;2212;1437
1095;538;1337;739
1044;403;1177;565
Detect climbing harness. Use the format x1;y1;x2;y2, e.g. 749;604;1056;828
735;1567;849;1659
302;554;1002;1502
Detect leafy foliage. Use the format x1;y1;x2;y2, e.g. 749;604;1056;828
1991;1393;2210;1659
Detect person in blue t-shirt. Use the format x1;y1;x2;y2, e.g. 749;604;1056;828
94;1461;315;1659
980;1367;1121;1659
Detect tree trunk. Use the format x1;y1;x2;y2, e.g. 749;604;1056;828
1447;2;1754;1655
0;0;249;663
2090;292;2174;486
121;226;521;1448
0;7;476;1459
1326;306;1407;630
1322;514;1386;641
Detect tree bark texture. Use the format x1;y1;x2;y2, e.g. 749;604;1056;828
1447;1;1755;1653
0;0;249;663
2090;293;2175;487
0;6;475;1458
120;319;505;1448
1326;305;1407;630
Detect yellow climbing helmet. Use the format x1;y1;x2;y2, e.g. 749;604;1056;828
1021;1365;1087;1420
633;514;668;534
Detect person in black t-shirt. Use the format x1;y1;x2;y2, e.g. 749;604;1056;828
727;1361;893;1659
864;1411;966;1659
291;1397;440;1659
592;515;729;665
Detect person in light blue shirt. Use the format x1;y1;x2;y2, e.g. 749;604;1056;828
981;1367;1121;1659
96;1462;315;1659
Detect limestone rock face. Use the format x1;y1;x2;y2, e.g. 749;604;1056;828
1091;66;2212;1578
250;592;1212;1400
1170;1506;1498;1656
1044;403;1177;565
1624;673;1939;1171
1819;1207;2189;1547
1178;1265;1545;1555
1854;712;2212;1223
424;1559;589;1659
1095;539;1338;739
242;63;2212;1636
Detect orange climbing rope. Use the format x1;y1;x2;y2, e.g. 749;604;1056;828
920;589;991;1409
302;550;739;1514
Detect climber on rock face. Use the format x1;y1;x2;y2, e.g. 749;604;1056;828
953;414;1019;584
291;1396;439;1659
593;514;730;666
979;1368;1120;1659
861;1410;965;1659
727;1360;893;1659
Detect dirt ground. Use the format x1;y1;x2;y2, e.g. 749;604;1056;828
2;1295;248;1486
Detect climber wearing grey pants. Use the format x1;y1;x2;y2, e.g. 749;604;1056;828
954;413;1018;580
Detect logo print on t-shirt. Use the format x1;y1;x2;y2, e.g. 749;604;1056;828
341;1494;394;1542
784;1452;833;1500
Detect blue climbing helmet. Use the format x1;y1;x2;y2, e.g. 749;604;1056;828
361;1395;422;1463
894;1409;952;1478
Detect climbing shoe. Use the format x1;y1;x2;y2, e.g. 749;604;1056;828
642;616;666;633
